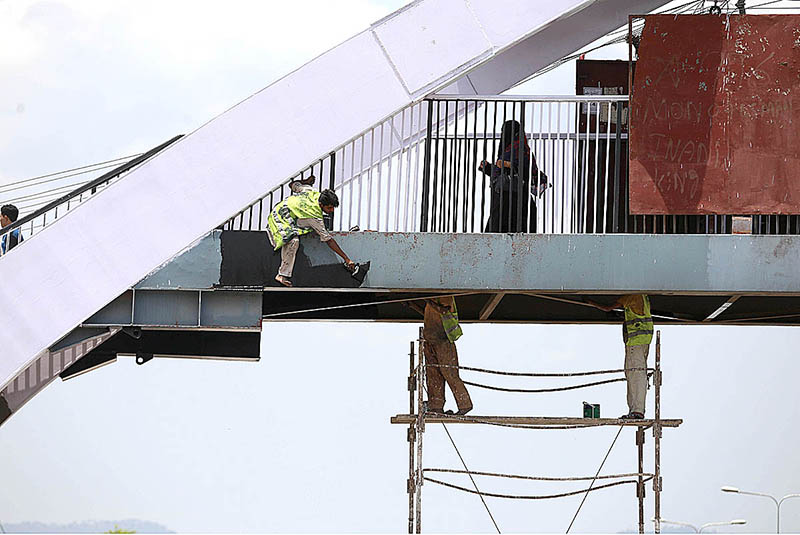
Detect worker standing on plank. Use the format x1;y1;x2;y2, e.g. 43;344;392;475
587;294;654;420
411;297;473;415
267;178;355;287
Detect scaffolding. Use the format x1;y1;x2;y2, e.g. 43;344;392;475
392;329;682;533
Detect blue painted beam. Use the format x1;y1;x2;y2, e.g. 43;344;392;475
138;230;800;295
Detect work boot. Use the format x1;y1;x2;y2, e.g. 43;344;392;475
456;405;473;416
620;411;644;420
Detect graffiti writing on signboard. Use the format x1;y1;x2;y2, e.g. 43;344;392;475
637;97;793;127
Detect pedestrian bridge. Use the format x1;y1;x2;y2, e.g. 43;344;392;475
3;0;799;429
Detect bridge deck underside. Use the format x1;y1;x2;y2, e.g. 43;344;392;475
260;290;800;325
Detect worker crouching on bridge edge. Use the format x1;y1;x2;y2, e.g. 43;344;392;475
587;294;654;420
410;297;473;415
267;178;355;287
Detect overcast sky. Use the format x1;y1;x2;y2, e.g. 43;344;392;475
2;1;800;533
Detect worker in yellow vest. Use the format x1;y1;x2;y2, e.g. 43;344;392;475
267;183;354;287
413;296;472;415
587;294;654;419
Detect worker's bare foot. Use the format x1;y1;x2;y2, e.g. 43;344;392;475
275;275;292;287
456;406;473;416
299;175;316;186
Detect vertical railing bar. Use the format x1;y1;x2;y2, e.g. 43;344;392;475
347;143;353;230
470;100;479;233
378;121;386;232
395;109;405;232
412;103;424;232
358;132;366;229
547;101;554;234
450;100;459;232
582;101;591;233
592;98;601;234
371;124;380;230
431;101;441;232
460;103;469;233
402;108;412;232
613;103;623;233
500;101;508;231
481;101;489;232
383;120;391;231
442;100;451;232
602;100;613;233
534;102;541;234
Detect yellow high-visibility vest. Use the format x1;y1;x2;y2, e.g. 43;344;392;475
623;295;654;347
267;190;324;250
441;299;463;343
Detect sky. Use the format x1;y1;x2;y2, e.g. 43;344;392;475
2;0;800;533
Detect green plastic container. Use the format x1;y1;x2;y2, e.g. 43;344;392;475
583;402;600;418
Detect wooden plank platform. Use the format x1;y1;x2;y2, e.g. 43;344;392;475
390;414;683;427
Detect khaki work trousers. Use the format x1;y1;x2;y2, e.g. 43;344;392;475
278;238;299;277
425;339;472;412
625;343;650;414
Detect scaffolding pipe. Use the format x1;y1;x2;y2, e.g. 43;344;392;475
654;330;663;534
407;340;416;534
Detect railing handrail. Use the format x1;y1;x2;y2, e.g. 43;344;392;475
427;95;629;102
1;134;184;237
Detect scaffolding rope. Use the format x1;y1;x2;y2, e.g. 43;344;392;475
424;468;654;482
427;363;654;377
424;476;638;500
463;377;625;393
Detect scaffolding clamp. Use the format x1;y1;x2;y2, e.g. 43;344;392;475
653;476;663;492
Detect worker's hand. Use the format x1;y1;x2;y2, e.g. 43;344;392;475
345;260;355;272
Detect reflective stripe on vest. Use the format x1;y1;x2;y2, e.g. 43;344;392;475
267;190;324;250
441;299;463;343
623;295;653;347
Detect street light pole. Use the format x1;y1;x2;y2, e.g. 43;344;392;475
721;486;800;533
699;520;747;533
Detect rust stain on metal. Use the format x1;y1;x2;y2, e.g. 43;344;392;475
630;15;800;215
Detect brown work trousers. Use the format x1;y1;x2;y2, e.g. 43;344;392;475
425;339;472;412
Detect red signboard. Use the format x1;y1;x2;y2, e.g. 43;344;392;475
629;15;800;215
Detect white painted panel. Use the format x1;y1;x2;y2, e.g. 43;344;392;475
373;0;491;95
445;0;672;95
468;0;591;47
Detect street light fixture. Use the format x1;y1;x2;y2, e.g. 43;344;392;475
721;485;800;533
653;518;746;533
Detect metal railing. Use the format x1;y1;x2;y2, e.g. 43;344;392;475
223;95;800;236
0;135;183;257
